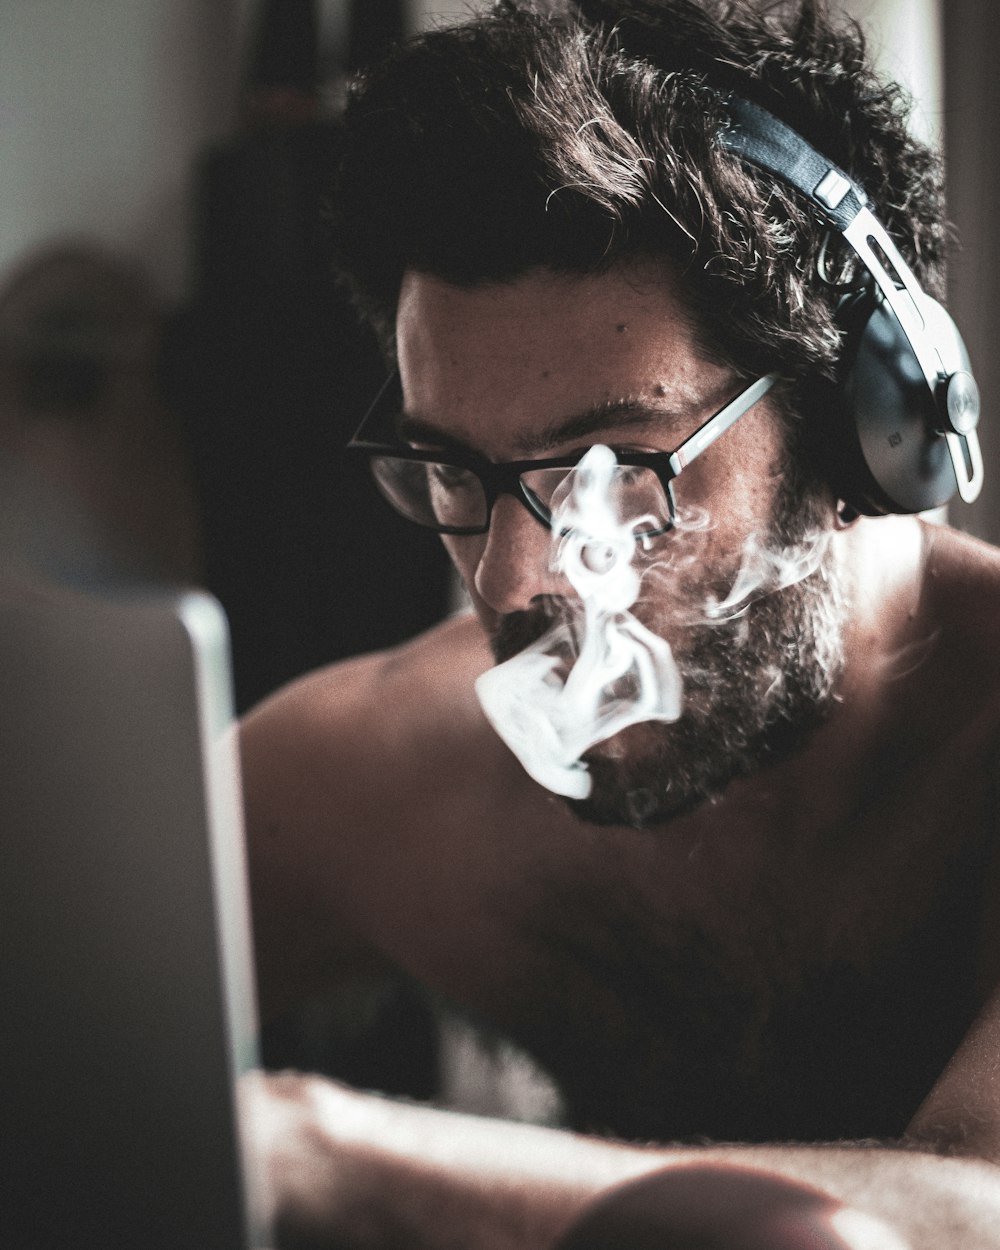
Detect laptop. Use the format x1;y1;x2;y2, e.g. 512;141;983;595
0;462;271;1249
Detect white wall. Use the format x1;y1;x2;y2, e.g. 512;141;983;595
0;0;468;301
0;0;247;302
839;0;943;145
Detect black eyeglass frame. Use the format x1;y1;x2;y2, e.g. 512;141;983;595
348;371;780;536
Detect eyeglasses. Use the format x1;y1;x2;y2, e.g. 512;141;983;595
348;372;779;537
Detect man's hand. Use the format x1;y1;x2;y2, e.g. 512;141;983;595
240;1067;652;1250
242;1070;360;1249
240;1069;1000;1250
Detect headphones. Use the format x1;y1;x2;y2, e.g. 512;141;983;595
720;96;982;517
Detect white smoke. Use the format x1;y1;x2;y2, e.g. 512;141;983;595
696;531;830;623
475;444;830;799
475;445;682;798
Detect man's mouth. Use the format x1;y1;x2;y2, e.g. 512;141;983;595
489;598;571;665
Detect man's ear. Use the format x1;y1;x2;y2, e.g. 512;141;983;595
835;499;861;529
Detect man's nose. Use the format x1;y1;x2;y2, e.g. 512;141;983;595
473;493;568;615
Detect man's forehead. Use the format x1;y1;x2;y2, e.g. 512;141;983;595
396;262;696;346
395;267;737;455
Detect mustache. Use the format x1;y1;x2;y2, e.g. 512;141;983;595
489;597;573;664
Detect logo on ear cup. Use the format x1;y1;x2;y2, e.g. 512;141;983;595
943;370;980;436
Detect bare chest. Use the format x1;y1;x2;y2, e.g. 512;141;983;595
436;780;997;1145
377;683;1000;1143
502;858;984;1142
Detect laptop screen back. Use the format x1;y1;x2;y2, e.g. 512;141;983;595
0;470;269;1249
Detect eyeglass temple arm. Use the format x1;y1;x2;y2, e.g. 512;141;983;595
348;371;402;446
667;374;780;476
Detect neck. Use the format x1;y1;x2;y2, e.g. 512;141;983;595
697;513;929;844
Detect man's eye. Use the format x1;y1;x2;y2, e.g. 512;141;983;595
429;462;477;490
615;463;646;486
608;443;659;458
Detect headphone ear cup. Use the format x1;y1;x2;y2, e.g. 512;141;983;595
827;287;954;516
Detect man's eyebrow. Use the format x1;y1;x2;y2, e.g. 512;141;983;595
395;414;472;451
397;397;684;457
527;397;684;454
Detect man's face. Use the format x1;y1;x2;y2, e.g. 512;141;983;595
395;264;844;825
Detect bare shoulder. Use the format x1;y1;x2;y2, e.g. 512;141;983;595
929;517;1000;704
902;521;1000;770
378;610;497;721
243;611;490;760
922;521;1000;679
241;611;497;840
239;614;499;1013
919;524;1000;995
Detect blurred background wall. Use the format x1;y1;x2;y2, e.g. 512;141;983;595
0;0;995;713
0;0;457;713
838;0;1000;546
0;3;243;304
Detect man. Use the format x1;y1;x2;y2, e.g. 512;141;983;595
241;2;1000;1245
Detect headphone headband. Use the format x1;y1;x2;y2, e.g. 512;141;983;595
723;97;868;229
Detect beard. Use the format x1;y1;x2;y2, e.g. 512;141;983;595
487;472;848;829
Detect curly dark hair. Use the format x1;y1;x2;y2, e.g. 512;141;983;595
328;0;945;387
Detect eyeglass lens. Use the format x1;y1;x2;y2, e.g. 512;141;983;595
371;455;674;536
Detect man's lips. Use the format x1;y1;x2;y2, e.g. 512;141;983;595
489;598;575;664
